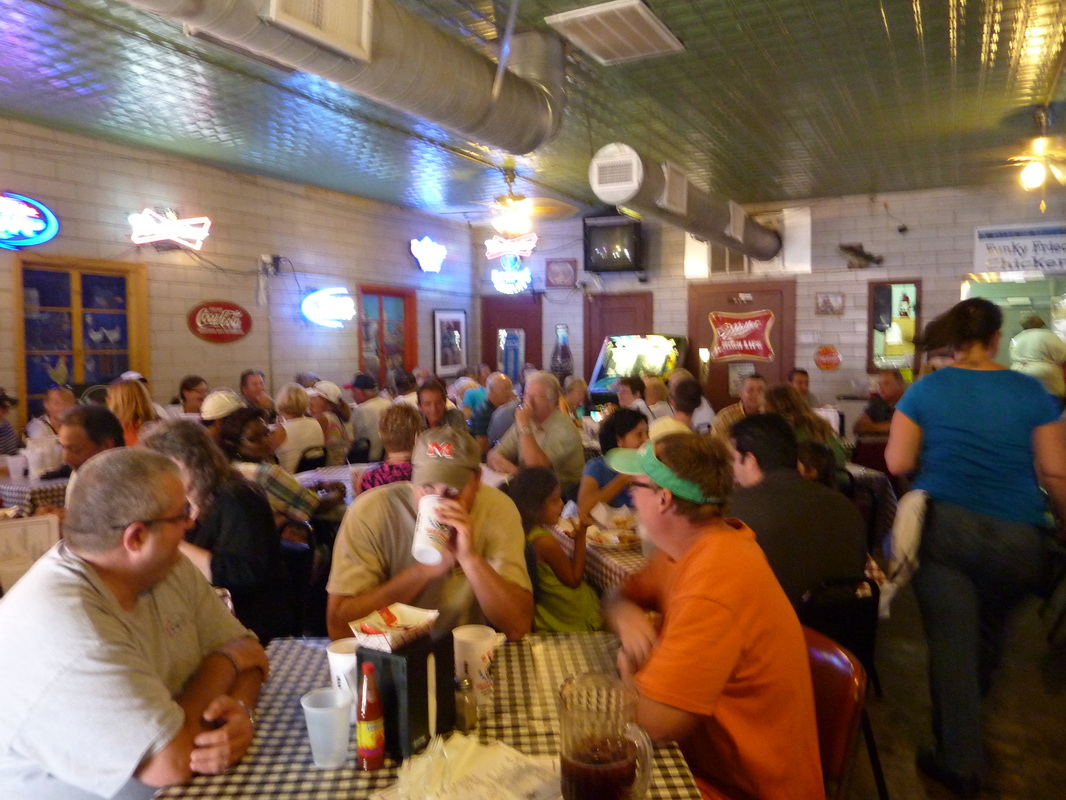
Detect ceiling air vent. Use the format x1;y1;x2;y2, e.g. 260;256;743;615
589;143;644;204
262;0;373;62
545;0;684;66
657;162;687;215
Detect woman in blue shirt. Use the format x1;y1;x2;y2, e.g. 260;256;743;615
577;408;648;520
886;297;1066;796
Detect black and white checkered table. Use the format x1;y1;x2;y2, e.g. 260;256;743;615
159;633;700;799
0;475;68;515
552;529;647;593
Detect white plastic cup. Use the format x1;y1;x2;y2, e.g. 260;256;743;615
453;624;503;706
326;637;359;723
412;494;451;565
6;454;28;479
300;687;352;769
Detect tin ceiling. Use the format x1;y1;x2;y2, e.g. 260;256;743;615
0;0;1064;219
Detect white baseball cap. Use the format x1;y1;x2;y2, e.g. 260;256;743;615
200;389;245;421
310;380;342;404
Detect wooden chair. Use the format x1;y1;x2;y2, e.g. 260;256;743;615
805;626;890;800
294;445;327;473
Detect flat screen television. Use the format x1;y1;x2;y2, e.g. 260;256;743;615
583;214;643;273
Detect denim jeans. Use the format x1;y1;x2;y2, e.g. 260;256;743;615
912;500;1044;776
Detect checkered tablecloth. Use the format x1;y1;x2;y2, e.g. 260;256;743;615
552;528;647;593
159;634;700;799
0;476;68;515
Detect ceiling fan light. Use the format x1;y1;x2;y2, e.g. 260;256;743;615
1020;160;1047;189
491;194;533;235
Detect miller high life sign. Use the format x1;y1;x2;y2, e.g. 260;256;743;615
187;301;252;343
708;310;775;361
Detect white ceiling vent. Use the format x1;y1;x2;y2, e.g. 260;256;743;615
589;143;644;204
545;0;684;66
657;162;687;214
262;0;373;62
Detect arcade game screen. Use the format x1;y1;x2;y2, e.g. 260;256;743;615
588;334;688;402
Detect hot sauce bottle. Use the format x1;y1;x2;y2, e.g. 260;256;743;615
356;662;385;770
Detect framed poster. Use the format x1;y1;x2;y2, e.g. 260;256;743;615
433;309;467;377
815;292;845;315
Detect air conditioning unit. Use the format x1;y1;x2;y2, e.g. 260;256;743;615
261;0;373;62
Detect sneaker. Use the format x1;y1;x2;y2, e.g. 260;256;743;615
916;749;980;798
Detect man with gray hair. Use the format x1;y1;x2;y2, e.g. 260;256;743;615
0;449;267;799
487;370;585;495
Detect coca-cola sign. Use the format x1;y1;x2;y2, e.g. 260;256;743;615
187;301;252;343
708;310;775;361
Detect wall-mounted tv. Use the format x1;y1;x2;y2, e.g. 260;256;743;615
583;213;643;273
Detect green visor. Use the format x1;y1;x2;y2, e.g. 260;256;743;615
604;443;723;506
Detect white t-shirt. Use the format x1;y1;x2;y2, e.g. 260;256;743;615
0;544;251;799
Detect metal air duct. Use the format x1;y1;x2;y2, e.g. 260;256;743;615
588;143;782;261
122;0;566;155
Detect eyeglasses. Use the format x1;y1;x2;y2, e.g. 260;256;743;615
140;502;193;527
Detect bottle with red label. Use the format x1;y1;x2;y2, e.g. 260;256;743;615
356;662;385;770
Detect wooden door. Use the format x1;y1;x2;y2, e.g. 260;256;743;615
583;292;654;379
480;294;543;374
688;280;795;412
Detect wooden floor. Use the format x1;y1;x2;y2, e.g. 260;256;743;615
846;584;1066;799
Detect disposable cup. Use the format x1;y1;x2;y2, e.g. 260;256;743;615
326;637;359;723
453;624;503;706
412;494;451;565
300;687;352;769
6;454;27;479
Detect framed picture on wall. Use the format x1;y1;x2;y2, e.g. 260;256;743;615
433;309;467;377
815;292;845;316
545;258;578;288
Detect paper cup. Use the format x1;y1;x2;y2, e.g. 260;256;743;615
326;638;359;723
412;494;451;565
6;454;27;479
453;624;502;705
300;687;352;769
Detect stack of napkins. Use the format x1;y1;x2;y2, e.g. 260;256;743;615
350;603;439;652
373;733;559;800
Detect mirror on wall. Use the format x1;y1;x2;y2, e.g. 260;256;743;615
868;279;921;376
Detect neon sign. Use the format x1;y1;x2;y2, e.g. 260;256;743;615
0;192;59;250
410;236;447;272
301;287;356;329
484;232;538;259
128;208;211;250
491;254;532;294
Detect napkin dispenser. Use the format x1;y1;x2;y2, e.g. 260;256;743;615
356;631;456;759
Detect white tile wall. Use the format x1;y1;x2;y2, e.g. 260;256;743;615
0;118;475;413
4;115;1064;421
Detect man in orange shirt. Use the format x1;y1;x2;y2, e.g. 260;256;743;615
603;434;822;800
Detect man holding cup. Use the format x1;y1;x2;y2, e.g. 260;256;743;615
602;434;823;799
0;449;267;799
326;427;532;641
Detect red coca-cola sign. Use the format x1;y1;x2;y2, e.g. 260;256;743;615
187;301;252;343
708;310;775;361
815;345;842;371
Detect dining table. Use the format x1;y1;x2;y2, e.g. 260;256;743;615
553;527;647;594
0;473;69;515
158;632;701;800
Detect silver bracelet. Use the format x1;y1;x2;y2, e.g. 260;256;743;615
235;699;257;728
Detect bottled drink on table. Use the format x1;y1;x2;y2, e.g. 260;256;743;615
356;662;385;770
550;324;574;385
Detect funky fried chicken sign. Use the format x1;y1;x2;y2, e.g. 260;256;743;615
707;310;775;361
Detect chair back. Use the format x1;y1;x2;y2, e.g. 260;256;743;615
804;626;867;799
346;437;371;464
798;576;881;695
295;445;327;473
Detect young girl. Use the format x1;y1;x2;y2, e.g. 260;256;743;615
506;467;603;633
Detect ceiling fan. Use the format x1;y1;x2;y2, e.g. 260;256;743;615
1009;105;1066;210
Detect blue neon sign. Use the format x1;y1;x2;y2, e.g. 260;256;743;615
0;192;59;250
301;287;356;329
